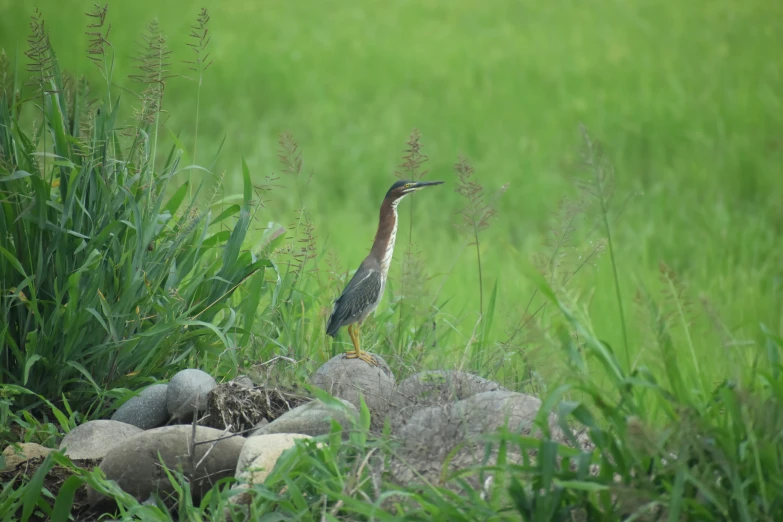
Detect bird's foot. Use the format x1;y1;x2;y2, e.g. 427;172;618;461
357;351;379;366
343;350;379;367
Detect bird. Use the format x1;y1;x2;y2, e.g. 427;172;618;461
326;179;444;366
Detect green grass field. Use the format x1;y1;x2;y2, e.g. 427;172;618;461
2;0;781;391
2;0;783;519
2;0;781;390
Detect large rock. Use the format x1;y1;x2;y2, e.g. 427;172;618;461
88;425;245;508
309;355;395;422
59;420;143;460
396;370;507;409
166;369;217;420
251;398;358;437
226;433;314;519
2;442;53;471
111;383;169;430
390;390;554;484
235;433;312;485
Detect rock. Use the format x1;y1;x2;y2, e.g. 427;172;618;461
111;383;170;430
251;398;358;437
309;355;395;422
59;420;143;460
88;425;245;508
224;433;314;520
2;442;53;471
235;433;312;485
390;390;553;485
396;370;507;410
166;369;217;420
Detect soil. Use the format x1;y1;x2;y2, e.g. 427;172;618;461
0;455;102;521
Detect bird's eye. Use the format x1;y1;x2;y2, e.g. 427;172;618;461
404;183;411;188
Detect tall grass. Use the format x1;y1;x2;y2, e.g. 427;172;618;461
182;8;212;175
394;129;430;358
0;3;780;521
0;6;267;419
1;0;779;370
577;125;630;370
453;154;507;372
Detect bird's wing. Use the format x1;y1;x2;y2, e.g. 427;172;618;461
328;269;383;329
339;265;380;298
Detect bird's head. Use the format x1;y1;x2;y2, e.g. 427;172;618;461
384;179;444;200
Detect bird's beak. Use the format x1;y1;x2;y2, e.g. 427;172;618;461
408;180;444;192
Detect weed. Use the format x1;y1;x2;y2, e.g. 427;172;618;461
577;125;629;369
183;7;212;174
453;154;508;372
0;7;266;420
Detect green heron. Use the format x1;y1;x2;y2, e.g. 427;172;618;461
326;179;444;365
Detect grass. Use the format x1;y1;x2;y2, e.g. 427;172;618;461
1;0;780;385
0;0;781;520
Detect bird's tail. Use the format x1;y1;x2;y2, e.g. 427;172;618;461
325;306;341;337
325;322;340;338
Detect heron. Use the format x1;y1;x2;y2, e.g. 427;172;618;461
325;179;444;365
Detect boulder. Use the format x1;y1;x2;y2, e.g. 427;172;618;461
166;369;217;420
251;398;358;437
396;370;507;410
111;383;169;430
390;390;553;484
309;354;395;423
235;433;312;485
59;420;143;460
225;433;314;519
88;425;245;508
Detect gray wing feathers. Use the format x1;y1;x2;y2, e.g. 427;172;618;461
326;269;382;335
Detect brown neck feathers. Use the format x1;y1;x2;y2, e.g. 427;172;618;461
369;197;399;264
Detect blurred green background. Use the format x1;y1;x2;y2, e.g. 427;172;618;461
1;0;781;385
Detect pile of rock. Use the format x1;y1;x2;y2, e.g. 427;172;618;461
4;354;591;513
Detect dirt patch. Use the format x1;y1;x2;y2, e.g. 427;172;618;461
200;382;312;434
0;455;102;521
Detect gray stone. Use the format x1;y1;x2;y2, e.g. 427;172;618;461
251;398;358;437
88;425;245;508
390;390;553;485
309;355;395;421
59;420;143;460
396;370;507;410
111;383;170;430
166;369;217;420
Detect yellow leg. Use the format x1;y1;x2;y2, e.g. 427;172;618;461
345;323;358;355
343;322;378;366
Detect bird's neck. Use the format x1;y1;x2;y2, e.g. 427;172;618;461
369;197;400;276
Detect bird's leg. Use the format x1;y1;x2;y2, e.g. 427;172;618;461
353;321;379;366
344;323;358;358
342;322;378;366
